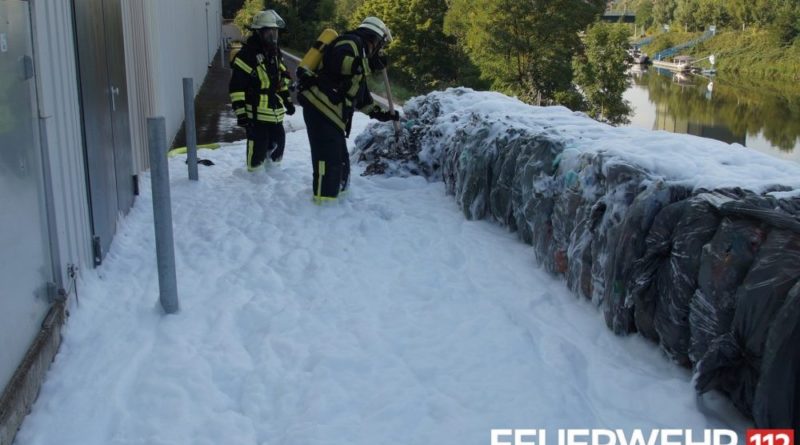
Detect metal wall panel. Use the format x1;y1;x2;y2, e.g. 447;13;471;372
30;0;94;279
122;0;220;170
144;0;221;146
0;0;53;391
121;0;154;173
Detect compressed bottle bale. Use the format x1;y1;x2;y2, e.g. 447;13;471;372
551;151;597;276
655;195;722;366
490;135;527;227
753;281;800;432
604;180;674;335
720;195;800;233
695;229;800;417
689;217;767;364
565;158;604;299
630;199;691;342
452;127;498;220
590;158;647;308
515;137;564;262
510;140;541;245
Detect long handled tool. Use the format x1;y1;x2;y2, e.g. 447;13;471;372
381;68;401;140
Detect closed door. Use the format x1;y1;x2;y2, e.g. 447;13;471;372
74;0;134;264
0;0;54;391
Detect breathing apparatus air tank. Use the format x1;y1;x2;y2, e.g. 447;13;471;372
298;28;339;78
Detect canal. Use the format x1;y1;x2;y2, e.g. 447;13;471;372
623;67;800;164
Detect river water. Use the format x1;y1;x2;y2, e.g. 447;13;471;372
623;66;800;164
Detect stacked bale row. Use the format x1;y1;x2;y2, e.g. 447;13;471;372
354;89;800;430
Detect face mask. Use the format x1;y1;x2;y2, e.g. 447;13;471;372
259;28;279;46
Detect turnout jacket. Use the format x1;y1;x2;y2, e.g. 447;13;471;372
299;31;381;134
229;35;293;123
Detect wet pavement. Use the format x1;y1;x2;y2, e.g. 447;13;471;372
171;48;301;149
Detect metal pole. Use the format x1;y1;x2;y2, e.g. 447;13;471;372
183;78;198;181
219;30;225;68
381;69;401;139
147;117;179;314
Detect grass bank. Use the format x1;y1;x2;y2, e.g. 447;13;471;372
642;30;800;81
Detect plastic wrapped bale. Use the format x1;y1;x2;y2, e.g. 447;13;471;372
444;122;499;220
630;198;691;342
689;217;767;364
354;121;424;177
590;157;648;308
753;280;800;431
551;151;593;276
655;194;722;366
510;140;543;245
603;180;675;335
695;229;800;417
489;131;528;228
512;136;564;251
438;114;489;198
564;157;604;299
719;194;800;233
525;138;567;271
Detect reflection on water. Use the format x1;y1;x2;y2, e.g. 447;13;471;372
623;67;800;163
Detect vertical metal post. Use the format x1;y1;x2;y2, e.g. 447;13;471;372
219;31;225;68
147;117;179;314
183;78;198;181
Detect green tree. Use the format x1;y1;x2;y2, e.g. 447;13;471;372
634;0;655;32
444;0;604;104
223;0;246;19
653;0;676;27
233;0;266;37
674;0;700;31
573;23;632;124
352;0;475;92
774;0;800;45
694;0;729;29
272;0;337;50
334;0;366;27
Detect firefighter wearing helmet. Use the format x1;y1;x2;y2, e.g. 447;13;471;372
229;10;295;171
297;16;399;203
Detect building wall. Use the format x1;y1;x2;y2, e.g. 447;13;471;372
2;4;223;440
29;0;93;284
123;0;221;155
121;0;156;173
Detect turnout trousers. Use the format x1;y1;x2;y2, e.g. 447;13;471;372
303;105;350;202
246;121;286;170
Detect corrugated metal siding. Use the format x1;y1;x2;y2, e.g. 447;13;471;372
30;0;93;282
121;0;155;173
126;0;221;152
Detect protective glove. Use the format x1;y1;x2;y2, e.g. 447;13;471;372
237;115;250;128
369;52;388;72
284;101;296;116
295;68;318;90
369;109;399;122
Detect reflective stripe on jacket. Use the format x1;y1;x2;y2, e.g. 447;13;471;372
229;35;292;123
299;32;378;133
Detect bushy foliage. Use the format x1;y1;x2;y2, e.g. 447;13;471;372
573;23;632;124
271;0;337;50
444;0;605;104
233;0;265;37
351;0;480;92
637;0;797;32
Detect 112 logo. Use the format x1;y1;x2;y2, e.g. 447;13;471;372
747;430;794;445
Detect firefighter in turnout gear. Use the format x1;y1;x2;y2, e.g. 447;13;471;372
297;16;399;203
229;10;295;171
